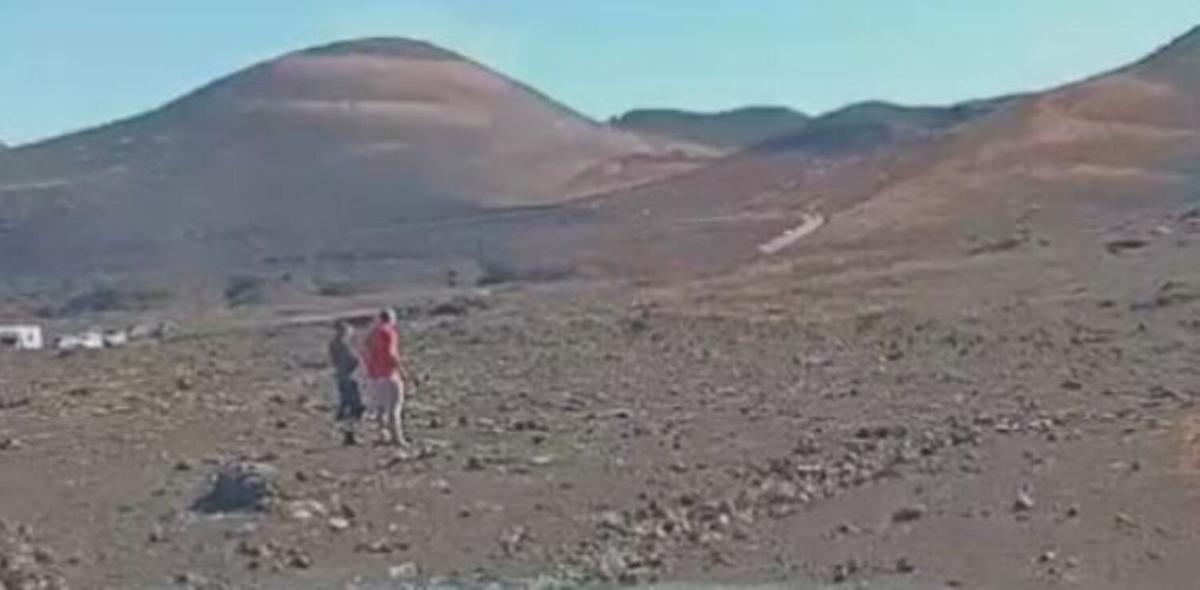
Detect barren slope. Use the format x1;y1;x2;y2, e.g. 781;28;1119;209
0;39;711;278
551;26;1200;277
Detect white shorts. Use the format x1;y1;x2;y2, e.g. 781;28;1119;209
368;377;404;413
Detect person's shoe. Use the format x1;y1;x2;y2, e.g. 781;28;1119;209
342;431;358;446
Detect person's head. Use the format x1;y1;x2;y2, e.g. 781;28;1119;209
334;320;352;338
379;308;396;325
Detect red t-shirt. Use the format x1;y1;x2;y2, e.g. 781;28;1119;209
363;323;401;379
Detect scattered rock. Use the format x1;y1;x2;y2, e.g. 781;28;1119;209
283;499;327;521
1013;487;1035;513
235;540;272;559
1105;238;1150;255
500;525;529;556
831;559;861;583
389;562;420;580
0;522;70;590
892;504;926;524
191;462;279;514
148;524;168;544
285;549;312;569
173;571;212;588
1114;512;1139;530
356;539;405;554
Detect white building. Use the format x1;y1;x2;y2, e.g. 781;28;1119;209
0;325;44;350
56;330;105;351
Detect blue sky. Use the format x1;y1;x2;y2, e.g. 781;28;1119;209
2;0;1200;145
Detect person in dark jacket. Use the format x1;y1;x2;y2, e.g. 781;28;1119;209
329;320;365;445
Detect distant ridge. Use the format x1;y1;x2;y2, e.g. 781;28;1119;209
751;97;1014;156
612;106;810;149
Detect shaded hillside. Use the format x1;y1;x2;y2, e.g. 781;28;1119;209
752;98;1015;156
611;106;810;149
0;38;711;278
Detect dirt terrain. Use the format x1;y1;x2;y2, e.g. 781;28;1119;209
3;201;1200;590
4;22;1200;590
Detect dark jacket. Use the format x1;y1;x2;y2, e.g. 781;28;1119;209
328;336;359;380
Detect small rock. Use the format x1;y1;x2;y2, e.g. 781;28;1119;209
1013;488;1035;512
1115;512;1138;529
500;525;529;556
356;539;404;554
236;540;271;559
831;560;860;583
283;499;327;521
174;571;210;587
328;517;351;531
287;550;312;569
389;562;420;580
191;462;279;514
892;504;926;524
148;525;168;543
31;546;56;565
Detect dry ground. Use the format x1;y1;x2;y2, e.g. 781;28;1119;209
3;218;1200;589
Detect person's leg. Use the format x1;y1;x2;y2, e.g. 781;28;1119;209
393;378;409;446
370;379;387;443
382;377;402;445
349;378;366;420
339;378;363;445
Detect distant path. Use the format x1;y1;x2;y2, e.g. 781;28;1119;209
757;213;826;255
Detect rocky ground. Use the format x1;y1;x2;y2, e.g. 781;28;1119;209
3;214;1200;589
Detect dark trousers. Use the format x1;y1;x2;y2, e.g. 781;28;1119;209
335;377;365;423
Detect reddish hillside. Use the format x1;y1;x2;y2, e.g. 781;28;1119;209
549;26;1200;277
5;28;1200;292
811;25;1200;247
0;38;711;277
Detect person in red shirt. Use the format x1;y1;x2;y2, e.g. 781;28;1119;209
363;308;411;446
